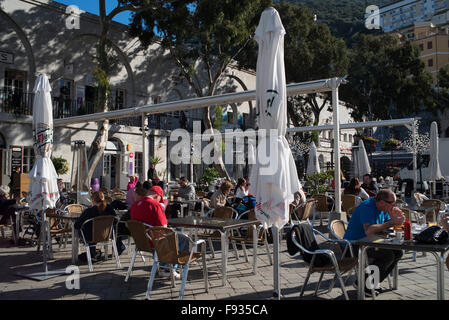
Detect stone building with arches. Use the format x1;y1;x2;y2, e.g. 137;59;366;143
0;0;257;188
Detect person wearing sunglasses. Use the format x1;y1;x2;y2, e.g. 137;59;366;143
343;189;405;297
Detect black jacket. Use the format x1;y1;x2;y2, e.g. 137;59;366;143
286;224;331;267
147;167;155;181
74;204;116;242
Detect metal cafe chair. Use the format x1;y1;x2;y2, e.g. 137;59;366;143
80;215;121;272
198;206;239;260
290;222;358;300
311;194;334;226
341;194;357;219
229;209;273;266
146;226;208;300
124;220;153;282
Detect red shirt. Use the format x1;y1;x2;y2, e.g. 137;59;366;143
130;196;167;227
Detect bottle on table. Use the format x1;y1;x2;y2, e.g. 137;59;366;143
404;219;412;240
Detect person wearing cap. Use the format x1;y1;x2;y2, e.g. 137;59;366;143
148;186;166;211
130;186;185;279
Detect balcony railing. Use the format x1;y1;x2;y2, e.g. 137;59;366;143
0;89;33;116
0;89;142;127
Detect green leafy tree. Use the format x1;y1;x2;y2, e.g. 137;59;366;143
434;64;449;113
130;0;271;180
340;34;434;121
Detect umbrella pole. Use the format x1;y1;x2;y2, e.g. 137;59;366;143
42;210;48;274
273;226;280;300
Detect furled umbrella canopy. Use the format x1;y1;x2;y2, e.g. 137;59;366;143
356;139;371;179
28;74;60;210
429;121;442;196
249;7;302;229
306;141;320;175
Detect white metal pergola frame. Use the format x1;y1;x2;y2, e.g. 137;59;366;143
53;77;418;299
54;77;418;211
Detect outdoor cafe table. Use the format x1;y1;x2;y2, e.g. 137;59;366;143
353;235;449;300
167;216;260;286
46;212;81;264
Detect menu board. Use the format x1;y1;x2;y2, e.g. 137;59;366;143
10;146;23;172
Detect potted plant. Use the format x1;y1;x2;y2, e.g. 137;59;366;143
200;168;221;192
51;156;69;176
304;171;333;196
382;138;401;151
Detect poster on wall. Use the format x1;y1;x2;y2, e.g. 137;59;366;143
10;146;23;173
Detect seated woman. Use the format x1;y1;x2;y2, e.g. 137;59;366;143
233;178;248;206
342;178;370;206
74;191;118;261
210;180;233;209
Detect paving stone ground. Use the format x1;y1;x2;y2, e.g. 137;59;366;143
1;224;448;300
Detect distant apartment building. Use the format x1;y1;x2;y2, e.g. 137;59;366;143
378;0;449;33
367;0;449;85
401;21;449;85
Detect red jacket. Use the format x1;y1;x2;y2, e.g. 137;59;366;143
130;196;167;227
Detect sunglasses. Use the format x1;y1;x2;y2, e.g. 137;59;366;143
383;199;396;205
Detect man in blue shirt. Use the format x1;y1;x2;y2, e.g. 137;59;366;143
344;189;405;296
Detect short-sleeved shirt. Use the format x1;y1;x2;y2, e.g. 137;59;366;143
343;198;391;241
130;196;167;227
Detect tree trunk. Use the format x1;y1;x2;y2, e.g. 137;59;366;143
202;106;231;180
85;0;110;188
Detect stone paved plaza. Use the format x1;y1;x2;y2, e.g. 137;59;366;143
0;225;448;301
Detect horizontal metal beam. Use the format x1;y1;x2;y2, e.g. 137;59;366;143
198;118;417;139
286;118;416;133
53;79;332;127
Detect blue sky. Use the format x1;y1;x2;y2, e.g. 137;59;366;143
55;0;133;25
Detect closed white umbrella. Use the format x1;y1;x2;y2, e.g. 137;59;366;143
306;141;320;175
429;121;442;197
249;7;301;299
357;139;371;179
28;74;60;210
18;74;64;280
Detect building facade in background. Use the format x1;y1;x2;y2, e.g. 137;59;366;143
0;0;257;189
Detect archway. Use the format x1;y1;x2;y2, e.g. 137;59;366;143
0;8;36;90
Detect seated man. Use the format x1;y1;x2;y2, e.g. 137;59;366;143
168;177;196;218
343;189;405;297
177;177;195;201
152;176;166;194
148;186;166;211
361;174;379;197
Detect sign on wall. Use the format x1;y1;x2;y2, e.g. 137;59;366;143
0;51;14;64
10;146;23;172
